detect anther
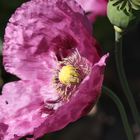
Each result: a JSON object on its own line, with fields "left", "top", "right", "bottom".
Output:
{"left": 58, "top": 65, "right": 81, "bottom": 85}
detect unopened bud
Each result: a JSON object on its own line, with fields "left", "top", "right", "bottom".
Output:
{"left": 107, "top": 0, "right": 140, "bottom": 30}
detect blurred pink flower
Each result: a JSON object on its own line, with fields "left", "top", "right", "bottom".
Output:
{"left": 1, "top": 0, "right": 108, "bottom": 139}
{"left": 76, "top": 0, "right": 107, "bottom": 22}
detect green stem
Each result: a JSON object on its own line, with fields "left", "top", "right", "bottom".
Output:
{"left": 115, "top": 30, "right": 140, "bottom": 126}
{"left": 102, "top": 86, "right": 134, "bottom": 140}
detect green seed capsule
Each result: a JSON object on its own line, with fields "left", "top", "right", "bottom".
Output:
{"left": 107, "top": 0, "right": 140, "bottom": 30}
{"left": 131, "top": 0, "right": 140, "bottom": 10}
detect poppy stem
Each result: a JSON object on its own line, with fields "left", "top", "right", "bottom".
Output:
{"left": 115, "top": 30, "right": 140, "bottom": 127}
{"left": 102, "top": 86, "right": 134, "bottom": 140}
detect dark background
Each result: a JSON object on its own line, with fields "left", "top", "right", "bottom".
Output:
{"left": 0, "top": 1, "right": 140, "bottom": 140}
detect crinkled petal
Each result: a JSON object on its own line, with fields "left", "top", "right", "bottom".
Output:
{"left": 33, "top": 54, "right": 109, "bottom": 139}
{"left": 0, "top": 123, "right": 8, "bottom": 140}
{"left": 76, "top": 0, "right": 107, "bottom": 22}
{"left": 0, "top": 80, "right": 60, "bottom": 140}
{"left": 3, "top": 0, "right": 100, "bottom": 80}
{"left": 0, "top": 54, "right": 108, "bottom": 140}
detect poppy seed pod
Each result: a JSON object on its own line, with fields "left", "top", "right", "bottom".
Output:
{"left": 131, "top": 0, "right": 140, "bottom": 10}
{"left": 107, "top": 0, "right": 140, "bottom": 30}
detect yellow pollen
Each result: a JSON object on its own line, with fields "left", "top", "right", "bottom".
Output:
{"left": 58, "top": 65, "right": 80, "bottom": 85}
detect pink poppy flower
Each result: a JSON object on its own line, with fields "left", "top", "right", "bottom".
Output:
{"left": 76, "top": 0, "right": 107, "bottom": 22}
{"left": 1, "top": 0, "right": 108, "bottom": 139}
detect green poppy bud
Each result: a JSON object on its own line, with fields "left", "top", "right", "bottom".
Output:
{"left": 107, "top": 0, "right": 140, "bottom": 31}
{"left": 131, "top": 0, "right": 140, "bottom": 10}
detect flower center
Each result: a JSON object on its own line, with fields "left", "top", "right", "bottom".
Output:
{"left": 58, "top": 65, "right": 80, "bottom": 85}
